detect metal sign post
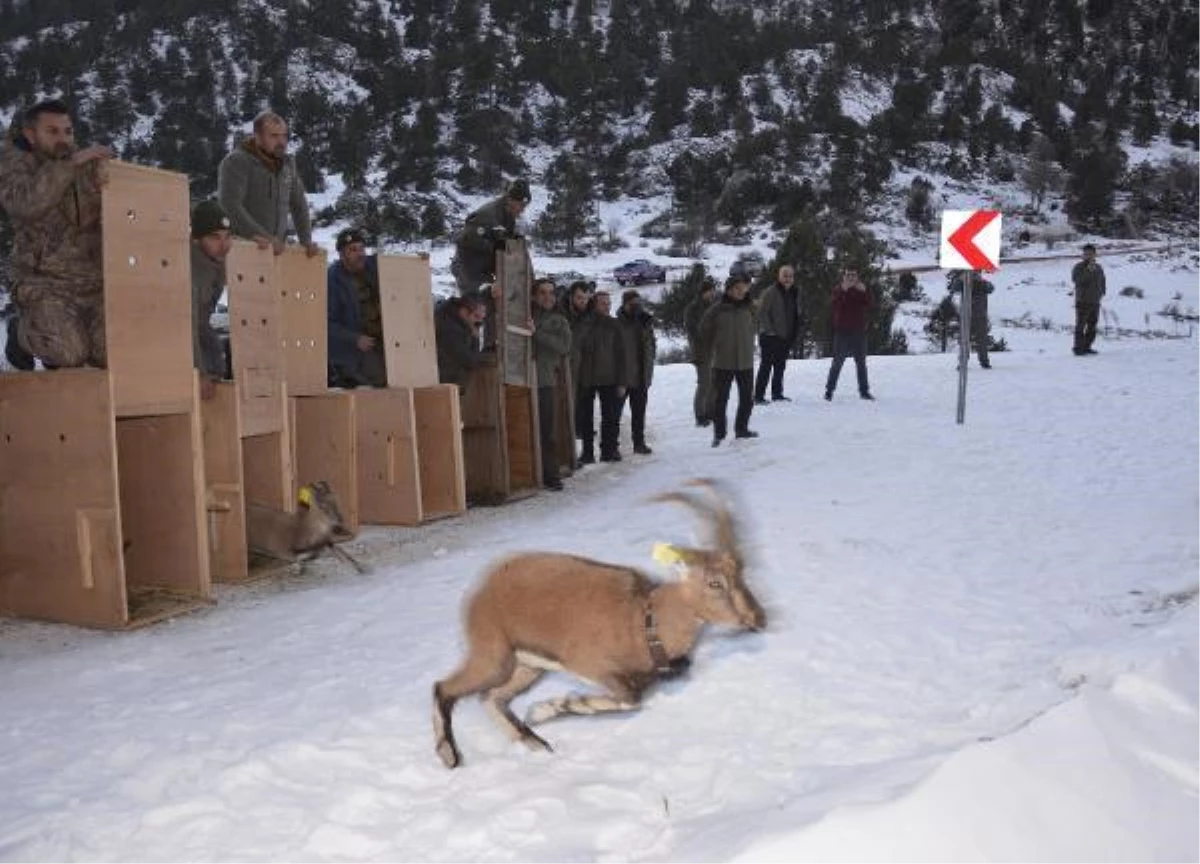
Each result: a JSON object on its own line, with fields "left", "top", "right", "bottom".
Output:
{"left": 956, "top": 271, "right": 973, "bottom": 425}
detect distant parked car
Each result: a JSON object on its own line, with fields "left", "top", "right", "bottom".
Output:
{"left": 732, "top": 250, "right": 766, "bottom": 280}
{"left": 613, "top": 259, "right": 667, "bottom": 286}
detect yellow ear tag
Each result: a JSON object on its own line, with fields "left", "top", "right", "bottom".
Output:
{"left": 652, "top": 543, "right": 684, "bottom": 568}
{"left": 297, "top": 486, "right": 314, "bottom": 508}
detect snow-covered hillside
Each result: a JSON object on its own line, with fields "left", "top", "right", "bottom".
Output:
{"left": 1, "top": 252, "right": 1196, "bottom": 862}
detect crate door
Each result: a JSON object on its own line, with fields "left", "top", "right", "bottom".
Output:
{"left": 498, "top": 240, "right": 535, "bottom": 387}
{"left": 0, "top": 370, "right": 128, "bottom": 627}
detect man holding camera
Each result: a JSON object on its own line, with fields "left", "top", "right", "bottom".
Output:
{"left": 1071, "top": 243, "right": 1106, "bottom": 356}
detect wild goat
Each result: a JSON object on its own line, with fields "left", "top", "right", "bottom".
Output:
{"left": 243, "top": 481, "right": 358, "bottom": 567}
{"left": 432, "top": 478, "right": 766, "bottom": 769}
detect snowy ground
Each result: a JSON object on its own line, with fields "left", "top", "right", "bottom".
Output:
{"left": 0, "top": 254, "right": 1196, "bottom": 861}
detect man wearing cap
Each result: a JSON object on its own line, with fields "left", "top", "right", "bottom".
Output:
{"left": 326, "top": 227, "right": 386, "bottom": 387}
{"left": 218, "top": 109, "right": 319, "bottom": 258}
{"left": 616, "top": 288, "right": 657, "bottom": 455}
{"left": 190, "top": 199, "right": 233, "bottom": 400}
{"left": 452, "top": 178, "right": 531, "bottom": 295}
{"left": 0, "top": 98, "right": 113, "bottom": 369}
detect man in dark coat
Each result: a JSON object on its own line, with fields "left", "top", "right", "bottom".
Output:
{"left": 434, "top": 294, "right": 490, "bottom": 390}
{"left": 684, "top": 275, "right": 716, "bottom": 427}
{"left": 616, "top": 289, "right": 657, "bottom": 455}
{"left": 754, "top": 264, "right": 801, "bottom": 403}
{"left": 452, "top": 179, "right": 531, "bottom": 294}
{"left": 699, "top": 274, "right": 758, "bottom": 446}
{"left": 1071, "top": 243, "right": 1106, "bottom": 355}
{"left": 575, "top": 290, "right": 626, "bottom": 463}
{"left": 532, "top": 277, "right": 572, "bottom": 490}
{"left": 948, "top": 270, "right": 994, "bottom": 369}
{"left": 190, "top": 199, "right": 233, "bottom": 399}
{"left": 824, "top": 265, "right": 874, "bottom": 401}
{"left": 326, "top": 227, "right": 386, "bottom": 387}
{"left": 0, "top": 99, "right": 112, "bottom": 368}
{"left": 562, "top": 281, "right": 595, "bottom": 460}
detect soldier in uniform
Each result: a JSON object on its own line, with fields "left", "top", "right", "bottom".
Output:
{"left": 0, "top": 99, "right": 113, "bottom": 368}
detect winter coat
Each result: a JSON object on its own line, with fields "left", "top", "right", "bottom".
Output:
{"left": 532, "top": 305, "right": 572, "bottom": 388}
{"left": 757, "top": 281, "right": 800, "bottom": 343}
{"left": 435, "top": 297, "right": 486, "bottom": 389}
{"left": 217, "top": 139, "right": 313, "bottom": 245}
{"left": 948, "top": 274, "right": 993, "bottom": 321}
{"left": 577, "top": 313, "right": 626, "bottom": 388}
{"left": 684, "top": 294, "right": 714, "bottom": 364}
{"left": 1071, "top": 260, "right": 1106, "bottom": 305}
{"left": 616, "top": 307, "right": 657, "bottom": 389}
{"left": 0, "top": 128, "right": 104, "bottom": 300}
{"left": 562, "top": 299, "right": 595, "bottom": 390}
{"left": 327, "top": 255, "right": 380, "bottom": 372}
{"left": 190, "top": 242, "right": 226, "bottom": 378}
{"left": 830, "top": 284, "right": 871, "bottom": 332}
{"left": 454, "top": 196, "right": 516, "bottom": 286}
{"left": 699, "top": 293, "right": 756, "bottom": 371}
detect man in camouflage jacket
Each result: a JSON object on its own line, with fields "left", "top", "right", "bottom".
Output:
{"left": 0, "top": 99, "right": 112, "bottom": 368}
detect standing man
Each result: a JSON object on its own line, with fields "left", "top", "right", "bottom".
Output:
{"left": 218, "top": 110, "right": 319, "bottom": 257}
{"left": 754, "top": 264, "right": 800, "bottom": 403}
{"left": 616, "top": 289, "right": 657, "bottom": 455}
{"left": 0, "top": 99, "right": 112, "bottom": 368}
{"left": 700, "top": 274, "right": 758, "bottom": 446}
{"left": 562, "top": 281, "right": 595, "bottom": 463}
{"left": 190, "top": 199, "right": 233, "bottom": 399}
{"left": 684, "top": 275, "right": 716, "bottom": 427}
{"left": 532, "top": 277, "right": 572, "bottom": 491}
{"left": 452, "top": 179, "right": 531, "bottom": 295}
{"left": 327, "top": 227, "right": 386, "bottom": 387}
{"left": 824, "top": 265, "right": 874, "bottom": 401}
{"left": 949, "top": 270, "right": 994, "bottom": 369}
{"left": 1071, "top": 243, "right": 1106, "bottom": 356}
{"left": 576, "top": 290, "right": 626, "bottom": 463}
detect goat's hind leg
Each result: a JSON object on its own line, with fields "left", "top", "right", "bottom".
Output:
{"left": 525, "top": 677, "right": 642, "bottom": 727}
{"left": 433, "top": 642, "right": 516, "bottom": 769}
{"left": 485, "top": 663, "right": 552, "bottom": 753}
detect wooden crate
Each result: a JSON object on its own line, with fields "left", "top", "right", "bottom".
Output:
{"left": 200, "top": 381, "right": 248, "bottom": 583}
{"left": 102, "top": 161, "right": 194, "bottom": 417}
{"left": 225, "top": 241, "right": 288, "bottom": 438}
{"left": 277, "top": 247, "right": 329, "bottom": 396}
{"left": 0, "top": 370, "right": 211, "bottom": 629}
{"left": 355, "top": 388, "right": 421, "bottom": 525}
{"left": 412, "top": 384, "right": 466, "bottom": 520}
{"left": 379, "top": 253, "right": 438, "bottom": 388}
{"left": 290, "top": 392, "right": 359, "bottom": 534}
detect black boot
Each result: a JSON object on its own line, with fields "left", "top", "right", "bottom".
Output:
{"left": 633, "top": 440, "right": 653, "bottom": 455}
{"left": 579, "top": 440, "right": 595, "bottom": 465}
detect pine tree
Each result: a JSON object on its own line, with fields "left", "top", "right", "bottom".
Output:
{"left": 536, "top": 153, "right": 597, "bottom": 255}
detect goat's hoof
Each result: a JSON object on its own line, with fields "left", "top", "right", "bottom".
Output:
{"left": 524, "top": 703, "right": 557, "bottom": 727}
{"left": 436, "top": 738, "right": 461, "bottom": 769}
{"left": 520, "top": 727, "right": 553, "bottom": 753}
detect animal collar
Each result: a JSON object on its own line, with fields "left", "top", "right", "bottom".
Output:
{"left": 644, "top": 598, "right": 677, "bottom": 677}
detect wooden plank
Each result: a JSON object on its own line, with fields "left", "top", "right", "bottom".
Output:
{"left": 553, "top": 363, "right": 576, "bottom": 477}
{"left": 505, "top": 384, "right": 540, "bottom": 491}
{"left": 0, "top": 369, "right": 128, "bottom": 627}
{"left": 243, "top": 430, "right": 293, "bottom": 512}
{"left": 459, "top": 363, "right": 508, "bottom": 504}
{"left": 227, "top": 241, "right": 287, "bottom": 437}
{"left": 290, "top": 392, "right": 359, "bottom": 534}
{"left": 378, "top": 254, "right": 438, "bottom": 388}
{"left": 115, "top": 407, "right": 211, "bottom": 602}
{"left": 102, "top": 161, "right": 194, "bottom": 417}
{"left": 276, "top": 246, "right": 329, "bottom": 396}
{"left": 355, "top": 388, "right": 422, "bottom": 525}
{"left": 413, "top": 384, "right": 466, "bottom": 519}
{"left": 201, "top": 381, "right": 247, "bottom": 582}
{"left": 498, "top": 240, "right": 535, "bottom": 387}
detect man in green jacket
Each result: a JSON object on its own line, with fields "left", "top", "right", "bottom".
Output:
{"left": 190, "top": 199, "right": 233, "bottom": 399}
{"left": 1071, "top": 244, "right": 1106, "bottom": 356}
{"left": 0, "top": 99, "right": 112, "bottom": 368}
{"left": 218, "top": 110, "right": 319, "bottom": 258}
{"left": 699, "top": 274, "right": 758, "bottom": 446}
{"left": 684, "top": 275, "right": 717, "bottom": 426}
{"left": 576, "top": 290, "right": 627, "bottom": 463}
{"left": 754, "top": 264, "right": 800, "bottom": 403}
{"left": 616, "top": 289, "right": 657, "bottom": 455}
{"left": 532, "top": 277, "right": 572, "bottom": 490}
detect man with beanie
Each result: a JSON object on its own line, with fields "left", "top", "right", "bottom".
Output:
{"left": 699, "top": 274, "right": 758, "bottom": 446}
{"left": 0, "top": 98, "right": 112, "bottom": 369}
{"left": 190, "top": 199, "right": 233, "bottom": 400}
{"left": 754, "top": 264, "right": 800, "bottom": 403}
{"left": 452, "top": 179, "right": 532, "bottom": 295}
{"left": 218, "top": 110, "right": 319, "bottom": 258}
{"left": 616, "top": 288, "right": 657, "bottom": 455}
{"left": 327, "top": 227, "right": 386, "bottom": 387}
